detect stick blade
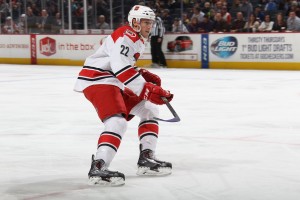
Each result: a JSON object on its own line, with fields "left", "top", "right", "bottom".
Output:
{"left": 154, "top": 116, "right": 181, "bottom": 122}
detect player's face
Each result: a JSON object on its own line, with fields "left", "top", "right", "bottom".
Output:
{"left": 140, "top": 19, "right": 153, "bottom": 38}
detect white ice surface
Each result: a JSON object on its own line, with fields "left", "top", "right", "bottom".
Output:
{"left": 1, "top": 64, "right": 300, "bottom": 200}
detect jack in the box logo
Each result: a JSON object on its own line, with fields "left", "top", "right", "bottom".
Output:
{"left": 40, "top": 37, "right": 56, "bottom": 56}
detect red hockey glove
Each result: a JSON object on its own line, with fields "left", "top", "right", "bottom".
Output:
{"left": 140, "top": 82, "right": 173, "bottom": 105}
{"left": 139, "top": 69, "right": 161, "bottom": 86}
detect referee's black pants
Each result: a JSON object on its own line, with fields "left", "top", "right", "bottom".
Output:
{"left": 150, "top": 36, "right": 167, "bottom": 66}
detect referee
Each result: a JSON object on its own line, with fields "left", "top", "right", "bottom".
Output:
{"left": 150, "top": 9, "right": 167, "bottom": 67}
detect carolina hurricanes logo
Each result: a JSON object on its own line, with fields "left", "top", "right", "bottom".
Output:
{"left": 134, "top": 53, "right": 140, "bottom": 61}
{"left": 125, "top": 29, "right": 136, "bottom": 38}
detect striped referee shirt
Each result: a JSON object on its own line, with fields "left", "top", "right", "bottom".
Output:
{"left": 151, "top": 16, "right": 165, "bottom": 37}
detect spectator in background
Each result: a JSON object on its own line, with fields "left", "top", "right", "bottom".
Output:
{"left": 153, "top": 0, "right": 162, "bottom": 11}
{"left": 171, "top": 18, "right": 189, "bottom": 33}
{"left": 258, "top": 14, "right": 274, "bottom": 32}
{"left": 282, "top": 0, "right": 290, "bottom": 16}
{"left": 26, "top": 6, "right": 37, "bottom": 33}
{"left": 209, "top": 9, "right": 216, "bottom": 21}
{"left": 166, "top": 0, "right": 180, "bottom": 12}
{"left": 276, "top": 0, "right": 286, "bottom": 11}
{"left": 0, "top": 0, "right": 9, "bottom": 15}
{"left": 272, "top": 12, "right": 287, "bottom": 32}
{"left": 288, "top": 1, "right": 300, "bottom": 17}
{"left": 254, "top": 5, "right": 265, "bottom": 22}
{"left": 264, "top": 0, "right": 277, "bottom": 12}
{"left": 0, "top": 0, "right": 9, "bottom": 24}
{"left": 31, "top": 3, "right": 41, "bottom": 17}
{"left": 73, "top": 2, "right": 84, "bottom": 29}
{"left": 17, "top": 14, "right": 27, "bottom": 34}
{"left": 287, "top": 11, "right": 300, "bottom": 31}
{"left": 198, "top": 0, "right": 208, "bottom": 8}
{"left": 2, "top": 16, "right": 19, "bottom": 34}
{"left": 240, "top": 0, "right": 253, "bottom": 20}
{"left": 198, "top": 14, "right": 213, "bottom": 33}
{"left": 187, "top": 17, "right": 200, "bottom": 33}
{"left": 36, "top": 9, "right": 53, "bottom": 33}
{"left": 220, "top": 0, "right": 229, "bottom": 7}
{"left": 191, "top": 6, "right": 205, "bottom": 22}
{"left": 202, "top": 2, "right": 212, "bottom": 17}
{"left": 212, "top": 12, "right": 228, "bottom": 32}
{"left": 11, "top": 1, "right": 21, "bottom": 22}
{"left": 95, "top": 15, "right": 110, "bottom": 29}
{"left": 96, "top": 0, "right": 109, "bottom": 18}
{"left": 52, "top": 12, "right": 63, "bottom": 34}
{"left": 230, "top": 0, "right": 242, "bottom": 19}
{"left": 161, "top": 9, "right": 173, "bottom": 32}
{"left": 243, "top": 13, "right": 260, "bottom": 32}
{"left": 220, "top": 6, "right": 232, "bottom": 24}
{"left": 213, "top": 1, "right": 224, "bottom": 13}
{"left": 231, "top": 12, "right": 246, "bottom": 32}
{"left": 182, "top": 12, "right": 190, "bottom": 26}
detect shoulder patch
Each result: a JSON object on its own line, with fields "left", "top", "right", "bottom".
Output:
{"left": 124, "top": 26, "right": 140, "bottom": 43}
{"left": 125, "top": 29, "right": 137, "bottom": 38}
{"left": 111, "top": 26, "right": 141, "bottom": 43}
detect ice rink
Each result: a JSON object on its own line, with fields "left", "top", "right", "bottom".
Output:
{"left": 1, "top": 64, "right": 300, "bottom": 200}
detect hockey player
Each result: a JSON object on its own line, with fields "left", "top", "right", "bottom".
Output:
{"left": 74, "top": 5, "right": 173, "bottom": 186}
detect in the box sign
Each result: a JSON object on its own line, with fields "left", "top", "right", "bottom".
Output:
{"left": 40, "top": 37, "right": 56, "bottom": 56}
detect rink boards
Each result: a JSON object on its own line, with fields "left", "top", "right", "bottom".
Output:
{"left": 0, "top": 33, "right": 300, "bottom": 70}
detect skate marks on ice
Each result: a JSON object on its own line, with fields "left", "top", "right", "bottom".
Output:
{"left": 4, "top": 177, "right": 130, "bottom": 200}
{"left": 3, "top": 174, "right": 199, "bottom": 200}
{"left": 3, "top": 178, "right": 92, "bottom": 200}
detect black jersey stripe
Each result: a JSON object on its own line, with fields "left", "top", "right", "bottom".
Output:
{"left": 78, "top": 75, "right": 115, "bottom": 81}
{"left": 83, "top": 66, "right": 115, "bottom": 75}
{"left": 124, "top": 73, "right": 141, "bottom": 85}
{"left": 115, "top": 65, "right": 132, "bottom": 76}
{"left": 139, "top": 120, "right": 159, "bottom": 127}
{"left": 100, "top": 131, "right": 122, "bottom": 140}
{"left": 139, "top": 132, "right": 158, "bottom": 140}
{"left": 97, "top": 143, "right": 118, "bottom": 152}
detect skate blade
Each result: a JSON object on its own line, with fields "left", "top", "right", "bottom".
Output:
{"left": 88, "top": 176, "right": 125, "bottom": 186}
{"left": 137, "top": 166, "right": 172, "bottom": 176}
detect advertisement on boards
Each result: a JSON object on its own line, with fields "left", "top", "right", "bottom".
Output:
{"left": 139, "top": 34, "right": 201, "bottom": 61}
{"left": 0, "top": 35, "right": 31, "bottom": 58}
{"left": 209, "top": 33, "right": 300, "bottom": 63}
{"left": 35, "top": 35, "right": 107, "bottom": 60}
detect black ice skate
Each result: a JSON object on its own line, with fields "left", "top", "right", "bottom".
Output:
{"left": 88, "top": 155, "right": 125, "bottom": 186}
{"left": 137, "top": 145, "right": 172, "bottom": 176}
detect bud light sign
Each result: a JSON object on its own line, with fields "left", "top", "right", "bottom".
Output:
{"left": 210, "top": 36, "right": 238, "bottom": 58}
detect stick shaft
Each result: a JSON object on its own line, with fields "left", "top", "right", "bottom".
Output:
{"left": 153, "top": 97, "right": 180, "bottom": 122}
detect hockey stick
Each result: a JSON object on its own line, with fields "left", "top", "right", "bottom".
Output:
{"left": 154, "top": 97, "right": 181, "bottom": 122}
